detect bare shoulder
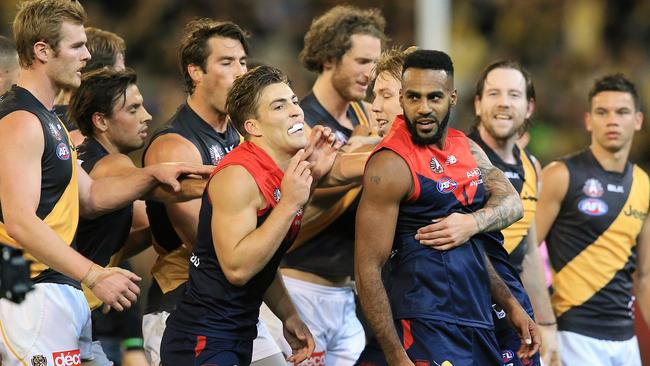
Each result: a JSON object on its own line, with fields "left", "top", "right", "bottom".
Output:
{"left": 0, "top": 110, "right": 44, "bottom": 144}
{"left": 90, "top": 153, "right": 137, "bottom": 179}
{"left": 540, "top": 161, "right": 569, "bottom": 199}
{"left": 209, "top": 165, "right": 263, "bottom": 210}
{"left": 144, "top": 133, "right": 201, "bottom": 165}
{"left": 363, "top": 149, "right": 412, "bottom": 200}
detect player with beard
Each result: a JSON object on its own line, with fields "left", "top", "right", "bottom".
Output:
{"left": 463, "top": 60, "right": 558, "bottom": 366}
{"left": 0, "top": 2, "right": 211, "bottom": 365}
{"left": 266, "top": 6, "right": 385, "bottom": 364}
{"left": 0, "top": 35, "right": 19, "bottom": 94}
{"left": 536, "top": 74, "right": 650, "bottom": 366}
{"left": 356, "top": 50, "right": 540, "bottom": 365}
{"left": 161, "top": 65, "right": 341, "bottom": 366}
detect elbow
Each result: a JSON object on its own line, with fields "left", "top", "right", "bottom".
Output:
{"left": 223, "top": 267, "right": 252, "bottom": 287}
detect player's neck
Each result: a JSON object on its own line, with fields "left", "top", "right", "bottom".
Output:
{"left": 94, "top": 134, "right": 127, "bottom": 155}
{"left": 589, "top": 143, "right": 630, "bottom": 173}
{"left": 252, "top": 139, "right": 292, "bottom": 171}
{"left": 312, "top": 75, "right": 351, "bottom": 125}
{"left": 478, "top": 126, "right": 517, "bottom": 164}
{"left": 187, "top": 93, "right": 229, "bottom": 133}
{"left": 16, "top": 69, "right": 60, "bottom": 110}
{"left": 54, "top": 89, "right": 72, "bottom": 106}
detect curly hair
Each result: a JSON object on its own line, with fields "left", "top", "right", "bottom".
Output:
{"left": 300, "top": 5, "right": 386, "bottom": 73}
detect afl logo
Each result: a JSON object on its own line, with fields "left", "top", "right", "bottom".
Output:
{"left": 436, "top": 177, "right": 457, "bottom": 194}
{"left": 430, "top": 157, "right": 444, "bottom": 174}
{"left": 502, "top": 349, "right": 515, "bottom": 363}
{"left": 56, "top": 142, "right": 70, "bottom": 160}
{"left": 273, "top": 188, "right": 281, "bottom": 203}
{"left": 583, "top": 178, "right": 603, "bottom": 197}
{"left": 578, "top": 198, "right": 608, "bottom": 216}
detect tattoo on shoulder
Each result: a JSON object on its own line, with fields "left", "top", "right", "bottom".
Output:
{"left": 371, "top": 176, "right": 381, "bottom": 185}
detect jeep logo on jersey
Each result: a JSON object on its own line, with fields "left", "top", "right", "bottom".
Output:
{"left": 52, "top": 350, "right": 80, "bottom": 366}
{"left": 31, "top": 355, "right": 47, "bottom": 366}
{"left": 578, "top": 198, "right": 608, "bottom": 216}
{"left": 583, "top": 178, "right": 603, "bottom": 197}
{"left": 436, "top": 177, "right": 457, "bottom": 194}
{"left": 208, "top": 144, "right": 225, "bottom": 165}
{"left": 273, "top": 188, "right": 281, "bottom": 202}
{"left": 56, "top": 142, "right": 70, "bottom": 160}
{"left": 430, "top": 157, "right": 444, "bottom": 174}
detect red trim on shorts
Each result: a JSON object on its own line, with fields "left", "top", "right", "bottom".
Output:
{"left": 402, "top": 319, "right": 414, "bottom": 350}
{"left": 195, "top": 335, "right": 206, "bottom": 357}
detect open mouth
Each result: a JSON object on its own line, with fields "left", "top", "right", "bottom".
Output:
{"left": 287, "top": 122, "right": 304, "bottom": 135}
{"left": 494, "top": 114, "right": 512, "bottom": 120}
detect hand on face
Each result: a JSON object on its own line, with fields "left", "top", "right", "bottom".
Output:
{"left": 304, "top": 125, "right": 343, "bottom": 181}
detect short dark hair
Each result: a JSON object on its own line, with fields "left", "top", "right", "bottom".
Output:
{"left": 589, "top": 73, "right": 640, "bottom": 111}
{"left": 69, "top": 68, "right": 137, "bottom": 137}
{"left": 81, "top": 27, "right": 126, "bottom": 73}
{"left": 226, "top": 65, "right": 289, "bottom": 138}
{"left": 473, "top": 60, "right": 536, "bottom": 133}
{"left": 300, "top": 5, "right": 386, "bottom": 73}
{"left": 402, "top": 50, "right": 454, "bottom": 78}
{"left": 179, "top": 18, "right": 250, "bottom": 94}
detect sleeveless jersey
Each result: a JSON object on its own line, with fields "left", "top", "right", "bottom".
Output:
{"left": 144, "top": 103, "right": 240, "bottom": 295}
{"left": 375, "top": 116, "right": 495, "bottom": 329}
{"left": 547, "top": 149, "right": 649, "bottom": 341}
{"left": 282, "top": 92, "right": 369, "bottom": 277}
{"left": 0, "top": 85, "right": 79, "bottom": 288}
{"left": 468, "top": 130, "right": 538, "bottom": 272}
{"left": 167, "top": 142, "right": 303, "bottom": 339}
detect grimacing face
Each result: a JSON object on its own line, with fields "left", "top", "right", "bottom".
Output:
{"left": 475, "top": 67, "right": 533, "bottom": 142}
{"left": 400, "top": 67, "right": 456, "bottom": 146}
{"left": 372, "top": 71, "right": 402, "bottom": 137}
{"left": 586, "top": 91, "right": 642, "bottom": 153}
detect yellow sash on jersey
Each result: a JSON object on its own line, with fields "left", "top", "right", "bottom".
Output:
{"left": 503, "top": 147, "right": 537, "bottom": 253}
{"left": 292, "top": 102, "right": 369, "bottom": 247}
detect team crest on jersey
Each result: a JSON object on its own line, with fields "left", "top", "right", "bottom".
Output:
{"left": 48, "top": 123, "right": 62, "bottom": 140}
{"left": 436, "top": 177, "right": 457, "bottom": 194}
{"left": 430, "top": 157, "right": 444, "bottom": 174}
{"left": 578, "top": 198, "right": 608, "bottom": 216}
{"left": 31, "top": 355, "right": 47, "bottom": 366}
{"left": 582, "top": 178, "right": 604, "bottom": 197}
{"left": 445, "top": 155, "right": 457, "bottom": 165}
{"left": 273, "top": 188, "right": 281, "bottom": 203}
{"left": 56, "top": 142, "right": 70, "bottom": 160}
{"left": 208, "top": 144, "right": 225, "bottom": 165}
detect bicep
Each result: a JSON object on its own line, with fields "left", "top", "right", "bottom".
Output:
{"left": 356, "top": 150, "right": 411, "bottom": 267}
{"left": 0, "top": 112, "right": 44, "bottom": 221}
{"left": 535, "top": 162, "right": 569, "bottom": 243}
{"left": 144, "top": 134, "right": 202, "bottom": 166}
{"left": 209, "top": 167, "right": 260, "bottom": 263}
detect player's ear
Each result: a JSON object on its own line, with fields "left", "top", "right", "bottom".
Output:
{"left": 244, "top": 118, "right": 261, "bottom": 137}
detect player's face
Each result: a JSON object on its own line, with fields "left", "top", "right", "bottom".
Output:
{"left": 475, "top": 68, "right": 533, "bottom": 141}
{"left": 372, "top": 71, "right": 402, "bottom": 137}
{"left": 586, "top": 91, "right": 642, "bottom": 153}
{"left": 400, "top": 68, "right": 456, "bottom": 146}
{"left": 197, "top": 36, "right": 247, "bottom": 114}
{"left": 105, "top": 84, "right": 152, "bottom": 153}
{"left": 254, "top": 82, "right": 307, "bottom": 154}
{"left": 48, "top": 22, "right": 90, "bottom": 89}
{"left": 331, "top": 34, "right": 381, "bottom": 102}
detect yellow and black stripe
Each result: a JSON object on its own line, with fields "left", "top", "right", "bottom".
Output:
{"left": 0, "top": 86, "right": 79, "bottom": 287}
{"left": 547, "top": 149, "right": 649, "bottom": 341}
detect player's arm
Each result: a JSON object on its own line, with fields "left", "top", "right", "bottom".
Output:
{"left": 535, "top": 161, "right": 569, "bottom": 244}
{"left": 486, "top": 252, "right": 541, "bottom": 360}
{"left": 355, "top": 150, "right": 414, "bottom": 366}
{"left": 212, "top": 150, "right": 312, "bottom": 286}
{"left": 0, "top": 112, "right": 140, "bottom": 311}
{"left": 415, "top": 138, "right": 523, "bottom": 250}
{"left": 263, "top": 271, "right": 315, "bottom": 363}
{"left": 521, "top": 158, "right": 561, "bottom": 366}
{"left": 143, "top": 134, "right": 206, "bottom": 248}
{"left": 635, "top": 211, "right": 650, "bottom": 329}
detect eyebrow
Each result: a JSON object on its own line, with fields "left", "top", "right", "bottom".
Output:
{"left": 269, "top": 95, "right": 297, "bottom": 106}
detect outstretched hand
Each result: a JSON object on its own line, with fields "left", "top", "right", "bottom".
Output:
{"left": 149, "top": 162, "right": 214, "bottom": 192}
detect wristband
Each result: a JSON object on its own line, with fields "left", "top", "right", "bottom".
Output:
{"left": 122, "top": 337, "right": 144, "bottom": 350}
{"left": 538, "top": 321, "right": 557, "bottom": 326}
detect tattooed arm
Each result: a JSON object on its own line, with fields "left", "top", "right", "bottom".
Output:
{"left": 415, "top": 138, "right": 523, "bottom": 249}
{"left": 356, "top": 150, "right": 414, "bottom": 366}
{"left": 486, "top": 252, "right": 541, "bottom": 360}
